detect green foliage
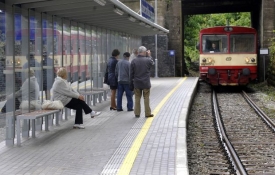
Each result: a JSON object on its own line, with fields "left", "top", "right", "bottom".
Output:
{"left": 268, "top": 30, "right": 275, "bottom": 70}
{"left": 184, "top": 13, "right": 251, "bottom": 69}
{"left": 267, "top": 30, "right": 275, "bottom": 86}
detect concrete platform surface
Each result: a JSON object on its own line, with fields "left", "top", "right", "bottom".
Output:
{"left": 0, "top": 77, "right": 198, "bottom": 175}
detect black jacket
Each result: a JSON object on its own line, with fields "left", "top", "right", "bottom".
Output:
{"left": 130, "top": 55, "right": 154, "bottom": 89}
{"left": 107, "top": 57, "right": 118, "bottom": 87}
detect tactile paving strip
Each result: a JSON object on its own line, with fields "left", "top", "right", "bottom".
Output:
{"left": 100, "top": 127, "right": 144, "bottom": 175}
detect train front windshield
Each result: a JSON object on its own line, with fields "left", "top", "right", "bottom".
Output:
{"left": 202, "top": 35, "right": 227, "bottom": 53}
{"left": 230, "top": 34, "right": 255, "bottom": 53}
{"left": 202, "top": 34, "right": 255, "bottom": 54}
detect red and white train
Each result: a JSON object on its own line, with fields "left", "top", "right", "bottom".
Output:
{"left": 198, "top": 26, "right": 258, "bottom": 86}
{"left": 5, "top": 28, "right": 98, "bottom": 83}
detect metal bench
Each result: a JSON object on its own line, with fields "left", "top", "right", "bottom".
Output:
{"left": 16, "top": 109, "right": 61, "bottom": 146}
{"left": 79, "top": 90, "right": 104, "bottom": 106}
{"left": 92, "top": 88, "right": 110, "bottom": 101}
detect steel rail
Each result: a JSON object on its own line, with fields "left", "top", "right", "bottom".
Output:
{"left": 212, "top": 90, "right": 247, "bottom": 175}
{"left": 242, "top": 90, "right": 275, "bottom": 131}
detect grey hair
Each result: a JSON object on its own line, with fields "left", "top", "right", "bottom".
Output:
{"left": 138, "top": 46, "right": 147, "bottom": 54}
{"left": 29, "top": 69, "right": 35, "bottom": 77}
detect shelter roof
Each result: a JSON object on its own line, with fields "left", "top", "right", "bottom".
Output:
{"left": 7, "top": 0, "right": 169, "bottom": 36}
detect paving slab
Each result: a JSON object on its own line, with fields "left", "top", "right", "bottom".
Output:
{"left": 0, "top": 77, "right": 198, "bottom": 175}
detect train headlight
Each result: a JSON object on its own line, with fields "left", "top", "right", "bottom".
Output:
{"left": 202, "top": 58, "right": 206, "bottom": 63}
{"left": 245, "top": 57, "right": 249, "bottom": 63}
{"left": 15, "top": 59, "right": 21, "bottom": 66}
{"left": 251, "top": 58, "right": 255, "bottom": 62}
{"left": 208, "top": 57, "right": 215, "bottom": 64}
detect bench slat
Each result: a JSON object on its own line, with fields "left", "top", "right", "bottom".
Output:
{"left": 17, "top": 110, "right": 60, "bottom": 119}
{"left": 16, "top": 109, "right": 61, "bottom": 146}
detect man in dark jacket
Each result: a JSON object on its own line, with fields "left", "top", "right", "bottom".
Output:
{"left": 130, "top": 46, "right": 154, "bottom": 118}
{"left": 115, "top": 52, "right": 133, "bottom": 111}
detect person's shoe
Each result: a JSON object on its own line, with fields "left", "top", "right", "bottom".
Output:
{"left": 91, "top": 111, "right": 101, "bottom": 118}
{"left": 145, "top": 114, "right": 154, "bottom": 118}
{"left": 117, "top": 109, "right": 123, "bottom": 112}
{"left": 128, "top": 109, "right": 134, "bottom": 111}
{"left": 110, "top": 107, "right": 117, "bottom": 110}
{"left": 73, "top": 124, "right": 85, "bottom": 129}
{"left": 135, "top": 115, "right": 140, "bottom": 118}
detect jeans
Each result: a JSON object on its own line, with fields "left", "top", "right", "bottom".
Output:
{"left": 117, "top": 83, "right": 133, "bottom": 110}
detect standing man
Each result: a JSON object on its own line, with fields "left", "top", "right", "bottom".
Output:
{"left": 130, "top": 46, "right": 154, "bottom": 118}
{"left": 115, "top": 52, "right": 133, "bottom": 111}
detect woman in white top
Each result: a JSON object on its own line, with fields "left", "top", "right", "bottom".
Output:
{"left": 1, "top": 69, "right": 39, "bottom": 113}
{"left": 52, "top": 67, "right": 101, "bottom": 129}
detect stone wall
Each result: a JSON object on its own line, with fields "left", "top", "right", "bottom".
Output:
{"left": 142, "top": 35, "right": 175, "bottom": 77}
{"left": 260, "top": 0, "right": 275, "bottom": 83}
{"left": 165, "top": 1, "right": 183, "bottom": 76}
{"left": 121, "top": 0, "right": 183, "bottom": 77}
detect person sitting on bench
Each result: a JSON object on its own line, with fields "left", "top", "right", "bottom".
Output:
{"left": 51, "top": 67, "right": 101, "bottom": 129}
{"left": 1, "top": 69, "right": 39, "bottom": 113}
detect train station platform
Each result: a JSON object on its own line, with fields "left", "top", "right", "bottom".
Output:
{"left": 0, "top": 77, "right": 198, "bottom": 175}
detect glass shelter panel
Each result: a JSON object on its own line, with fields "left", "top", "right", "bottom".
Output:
{"left": 29, "top": 10, "right": 42, "bottom": 110}
{"left": 106, "top": 30, "right": 111, "bottom": 61}
{"left": 71, "top": 21, "right": 78, "bottom": 90}
{"left": 63, "top": 19, "right": 71, "bottom": 82}
{"left": 93, "top": 27, "right": 101, "bottom": 88}
{"left": 42, "top": 14, "right": 54, "bottom": 100}
{"left": 78, "top": 23, "right": 85, "bottom": 90}
{"left": 118, "top": 33, "right": 123, "bottom": 55}
{"left": 14, "top": 7, "right": 32, "bottom": 112}
{"left": 4, "top": 4, "right": 16, "bottom": 145}
{"left": 101, "top": 28, "right": 106, "bottom": 87}
{"left": 230, "top": 34, "right": 255, "bottom": 53}
{"left": 3, "top": 5, "right": 16, "bottom": 114}
{"left": 125, "top": 34, "right": 129, "bottom": 52}
{"left": 111, "top": 31, "right": 115, "bottom": 51}
{"left": 115, "top": 31, "right": 119, "bottom": 50}
{"left": 91, "top": 26, "right": 97, "bottom": 88}
{"left": 97, "top": 27, "right": 103, "bottom": 88}
{"left": 53, "top": 17, "right": 62, "bottom": 76}
{"left": 202, "top": 35, "right": 227, "bottom": 53}
{"left": 85, "top": 25, "right": 92, "bottom": 91}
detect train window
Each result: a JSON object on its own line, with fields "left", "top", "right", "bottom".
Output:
{"left": 230, "top": 34, "right": 255, "bottom": 53}
{"left": 202, "top": 35, "right": 227, "bottom": 53}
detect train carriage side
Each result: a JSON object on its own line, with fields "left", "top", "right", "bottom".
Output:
{"left": 199, "top": 26, "right": 257, "bottom": 86}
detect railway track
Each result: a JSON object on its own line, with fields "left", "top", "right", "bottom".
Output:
{"left": 188, "top": 83, "right": 275, "bottom": 175}
{"left": 213, "top": 90, "right": 275, "bottom": 175}
{"left": 187, "top": 83, "right": 235, "bottom": 175}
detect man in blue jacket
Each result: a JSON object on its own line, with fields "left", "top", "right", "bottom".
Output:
{"left": 130, "top": 46, "right": 154, "bottom": 118}
{"left": 115, "top": 52, "right": 133, "bottom": 111}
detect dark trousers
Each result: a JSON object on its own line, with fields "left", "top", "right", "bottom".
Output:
{"left": 1, "top": 98, "right": 20, "bottom": 113}
{"left": 65, "top": 98, "right": 92, "bottom": 124}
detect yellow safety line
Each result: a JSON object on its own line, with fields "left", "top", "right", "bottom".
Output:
{"left": 117, "top": 77, "right": 187, "bottom": 175}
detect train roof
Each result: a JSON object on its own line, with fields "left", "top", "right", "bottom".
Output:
{"left": 200, "top": 26, "right": 257, "bottom": 33}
